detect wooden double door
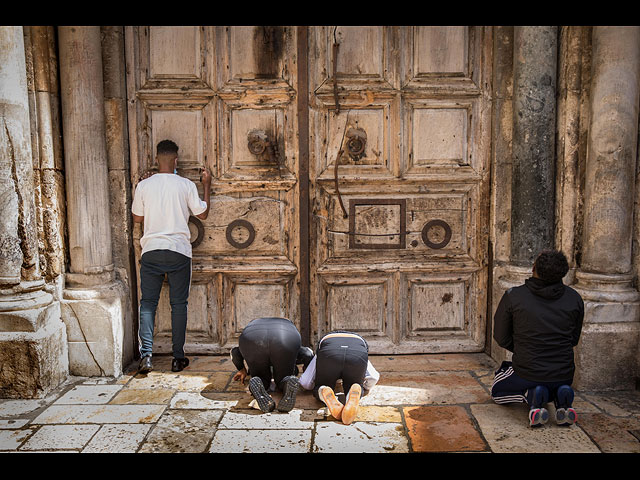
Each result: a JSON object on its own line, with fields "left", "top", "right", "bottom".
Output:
{"left": 125, "top": 26, "right": 492, "bottom": 354}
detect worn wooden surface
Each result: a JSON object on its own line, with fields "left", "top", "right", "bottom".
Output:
{"left": 125, "top": 26, "right": 492, "bottom": 355}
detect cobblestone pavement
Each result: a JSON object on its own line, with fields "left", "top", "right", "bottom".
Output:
{"left": 1, "top": 353, "right": 640, "bottom": 453}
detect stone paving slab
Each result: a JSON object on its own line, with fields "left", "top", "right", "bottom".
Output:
{"left": 53, "top": 385, "right": 123, "bottom": 405}
{"left": 361, "top": 371, "right": 490, "bottom": 405}
{"left": 32, "top": 404, "right": 166, "bottom": 425}
{"left": 404, "top": 405, "right": 488, "bottom": 452}
{"left": 82, "top": 424, "right": 152, "bottom": 453}
{"left": 577, "top": 413, "right": 640, "bottom": 453}
{"left": 210, "top": 428, "right": 312, "bottom": 453}
{"left": 218, "top": 409, "right": 314, "bottom": 429}
{"left": 139, "top": 409, "right": 222, "bottom": 453}
{"left": 20, "top": 424, "right": 100, "bottom": 451}
{"left": 313, "top": 421, "right": 409, "bottom": 453}
{"left": 0, "top": 428, "right": 37, "bottom": 451}
{"left": 471, "top": 403, "right": 602, "bottom": 453}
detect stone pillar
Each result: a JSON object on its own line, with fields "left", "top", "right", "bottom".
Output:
{"left": 0, "top": 26, "right": 68, "bottom": 398}
{"left": 492, "top": 27, "right": 558, "bottom": 363}
{"left": 58, "top": 26, "right": 127, "bottom": 377}
{"left": 573, "top": 26, "right": 640, "bottom": 390}
{"left": 511, "top": 26, "right": 558, "bottom": 266}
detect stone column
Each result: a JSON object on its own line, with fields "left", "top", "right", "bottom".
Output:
{"left": 0, "top": 26, "right": 68, "bottom": 398}
{"left": 574, "top": 26, "right": 640, "bottom": 390}
{"left": 511, "top": 26, "right": 558, "bottom": 266}
{"left": 492, "top": 27, "right": 558, "bottom": 363}
{"left": 58, "top": 26, "right": 127, "bottom": 377}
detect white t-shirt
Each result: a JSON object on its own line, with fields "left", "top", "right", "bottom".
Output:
{"left": 131, "top": 173, "right": 207, "bottom": 258}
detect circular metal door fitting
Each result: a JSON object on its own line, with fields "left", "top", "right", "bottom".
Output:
{"left": 188, "top": 216, "right": 205, "bottom": 248}
{"left": 421, "top": 219, "right": 452, "bottom": 249}
{"left": 225, "top": 219, "right": 256, "bottom": 249}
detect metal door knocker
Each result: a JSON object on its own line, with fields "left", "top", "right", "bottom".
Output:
{"left": 345, "top": 127, "right": 367, "bottom": 161}
{"left": 226, "top": 219, "right": 256, "bottom": 249}
{"left": 247, "top": 129, "right": 280, "bottom": 165}
{"left": 421, "top": 219, "right": 452, "bottom": 249}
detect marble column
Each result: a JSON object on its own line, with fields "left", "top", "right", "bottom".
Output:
{"left": 58, "top": 26, "right": 127, "bottom": 377}
{"left": 0, "top": 26, "right": 68, "bottom": 398}
{"left": 573, "top": 26, "right": 640, "bottom": 390}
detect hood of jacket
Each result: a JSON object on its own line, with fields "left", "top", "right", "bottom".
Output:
{"left": 525, "top": 276, "right": 565, "bottom": 300}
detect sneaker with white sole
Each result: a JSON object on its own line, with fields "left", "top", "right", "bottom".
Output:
{"left": 249, "top": 377, "right": 276, "bottom": 413}
{"left": 529, "top": 407, "right": 549, "bottom": 427}
{"left": 555, "top": 407, "right": 577, "bottom": 426}
{"left": 318, "top": 385, "right": 343, "bottom": 420}
{"left": 341, "top": 383, "right": 362, "bottom": 425}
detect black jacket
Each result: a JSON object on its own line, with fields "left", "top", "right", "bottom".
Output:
{"left": 493, "top": 277, "right": 584, "bottom": 383}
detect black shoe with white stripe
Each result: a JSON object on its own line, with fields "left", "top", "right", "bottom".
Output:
{"left": 277, "top": 376, "right": 299, "bottom": 412}
{"left": 249, "top": 377, "right": 276, "bottom": 413}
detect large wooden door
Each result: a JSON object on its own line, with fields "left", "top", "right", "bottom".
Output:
{"left": 125, "top": 26, "right": 301, "bottom": 354}
{"left": 125, "top": 26, "right": 492, "bottom": 355}
{"left": 308, "top": 26, "right": 492, "bottom": 353}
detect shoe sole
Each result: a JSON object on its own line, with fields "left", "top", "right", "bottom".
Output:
{"left": 556, "top": 407, "right": 577, "bottom": 426}
{"left": 529, "top": 407, "right": 549, "bottom": 427}
{"left": 249, "top": 377, "right": 276, "bottom": 413}
{"left": 319, "top": 386, "right": 343, "bottom": 420}
{"left": 341, "top": 384, "right": 362, "bottom": 425}
{"left": 277, "top": 376, "right": 299, "bottom": 412}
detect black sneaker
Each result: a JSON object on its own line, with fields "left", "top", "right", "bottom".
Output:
{"left": 172, "top": 357, "right": 190, "bottom": 372}
{"left": 277, "top": 376, "right": 299, "bottom": 412}
{"left": 139, "top": 355, "right": 152, "bottom": 374}
{"left": 249, "top": 377, "right": 276, "bottom": 413}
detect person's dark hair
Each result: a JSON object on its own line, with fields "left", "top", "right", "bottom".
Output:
{"left": 157, "top": 139, "right": 179, "bottom": 156}
{"left": 534, "top": 250, "right": 569, "bottom": 283}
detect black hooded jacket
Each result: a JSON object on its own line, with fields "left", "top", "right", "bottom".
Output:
{"left": 493, "top": 277, "right": 584, "bottom": 383}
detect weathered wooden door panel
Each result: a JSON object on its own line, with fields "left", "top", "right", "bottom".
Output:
{"left": 309, "top": 26, "right": 492, "bottom": 353}
{"left": 125, "top": 26, "right": 491, "bottom": 355}
{"left": 125, "top": 26, "right": 300, "bottom": 354}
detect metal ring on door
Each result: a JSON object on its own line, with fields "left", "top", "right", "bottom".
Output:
{"left": 421, "top": 219, "right": 452, "bottom": 249}
{"left": 225, "top": 219, "right": 256, "bottom": 249}
{"left": 189, "top": 216, "right": 205, "bottom": 248}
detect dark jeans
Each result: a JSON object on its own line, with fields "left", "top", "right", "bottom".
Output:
{"left": 491, "top": 361, "right": 575, "bottom": 409}
{"left": 138, "top": 249, "right": 191, "bottom": 359}
{"left": 239, "top": 317, "right": 301, "bottom": 392}
{"left": 313, "top": 335, "right": 368, "bottom": 400}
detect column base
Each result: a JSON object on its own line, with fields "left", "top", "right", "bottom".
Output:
{"left": 0, "top": 284, "right": 69, "bottom": 399}
{"left": 573, "top": 271, "right": 640, "bottom": 390}
{"left": 62, "top": 277, "right": 130, "bottom": 378}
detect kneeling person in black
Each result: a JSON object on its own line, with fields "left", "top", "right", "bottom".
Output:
{"left": 300, "top": 331, "right": 380, "bottom": 425}
{"left": 231, "top": 317, "right": 312, "bottom": 413}
{"left": 492, "top": 250, "right": 584, "bottom": 427}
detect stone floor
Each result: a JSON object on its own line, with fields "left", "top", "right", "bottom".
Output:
{"left": 1, "top": 353, "right": 640, "bottom": 453}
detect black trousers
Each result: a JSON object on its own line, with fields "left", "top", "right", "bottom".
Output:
{"left": 239, "top": 317, "right": 301, "bottom": 392}
{"left": 313, "top": 335, "right": 368, "bottom": 400}
{"left": 139, "top": 249, "right": 191, "bottom": 359}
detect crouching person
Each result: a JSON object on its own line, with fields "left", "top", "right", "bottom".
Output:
{"left": 299, "top": 331, "right": 380, "bottom": 425}
{"left": 230, "top": 317, "right": 311, "bottom": 413}
{"left": 492, "top": 250, "right": 584, "bottom": 427}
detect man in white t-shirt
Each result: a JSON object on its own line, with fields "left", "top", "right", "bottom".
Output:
{"left": 131, "top": 140, "right": 211, "bottom": 373}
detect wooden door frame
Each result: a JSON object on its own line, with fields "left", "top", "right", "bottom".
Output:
{"left": 296, "top": 26, "right": 311, "bottom": 347}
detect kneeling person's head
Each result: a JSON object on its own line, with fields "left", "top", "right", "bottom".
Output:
{"left": 533, "top": 250, "right": 569, "bottom": 283}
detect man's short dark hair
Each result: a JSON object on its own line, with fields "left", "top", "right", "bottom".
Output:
{"left": 534, "top": 250, "right": 569, "bottom": 283}
{"left": 157, "top": 139, "right": 179, "bottom": 156}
